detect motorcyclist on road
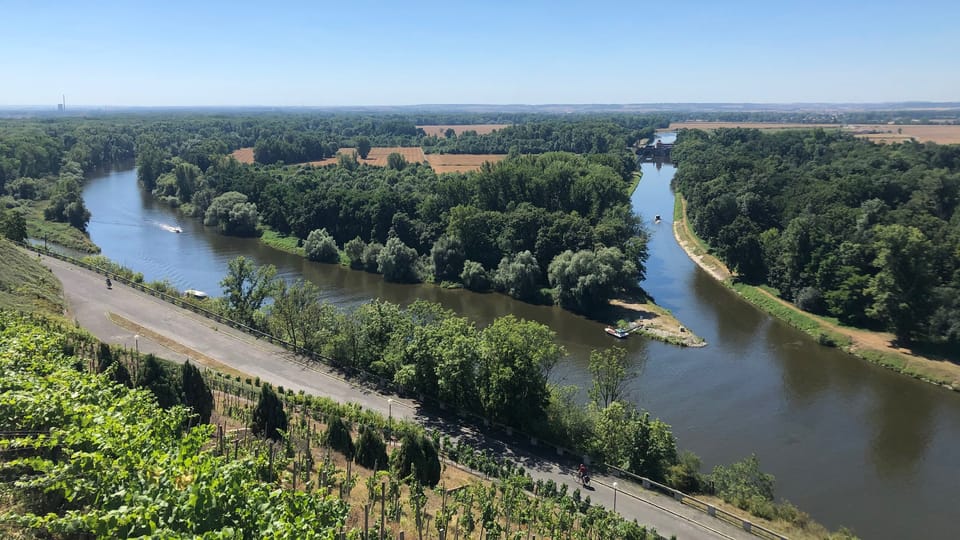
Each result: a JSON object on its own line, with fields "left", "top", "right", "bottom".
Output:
{"left": 106, "top": 277, "right": 112, "bottom": 289}
{"left": 578, "top": 463, "right": 588, "bottom": 482}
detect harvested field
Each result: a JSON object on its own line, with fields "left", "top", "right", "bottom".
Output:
{"left": 417, "top": 124, "right": 510, "bottom": 137}
{"left": 845, "top": 124, "right": 960, "bottom": 145}
{"left": 662, "top": 122, "right": 960, "bottom": 145}
{"left": 230, "top": 147, "right": 255, "bottom": 164}
{"left": 425, "top": 153, "right": 508, "bottom": 173}
{"left": 307, "top": 147, "right": 427, "bottom": 167}
{"left": 661, "top": 122, "right": 841, "bottom": 132}
{"left": 237, "top": 145, "right": 499, "bottom": 171}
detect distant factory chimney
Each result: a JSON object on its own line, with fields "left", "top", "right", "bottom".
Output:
{"left": 57, "top": 95, "right": 66, "bottom": 112}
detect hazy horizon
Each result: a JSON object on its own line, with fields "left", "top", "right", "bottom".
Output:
{"left": 3, "top": 0, "right": 957, "bottom": 107}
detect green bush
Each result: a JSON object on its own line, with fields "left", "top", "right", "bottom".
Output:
{"left": 305, "top": 228, "right": 340, "bottom": 263}
{"left": 460, "top": 259, "right": 490, "bottom": 291}
{"left": 324, "top": 416, "right": 355, "bottom": 458}
{"left": 709, "top": 454, "right": 775, "bottom": 504}
{"left": 354, "top": 425, "right": 388, "bottom": 470}
{"left": 251, "top": 384, "right": 288, "bottom": 441}
{"left": 665, "top": 451, "right": 703, "bottom": 492}
{"left": 391, "top": 432, "right": 440, "bottom": 486}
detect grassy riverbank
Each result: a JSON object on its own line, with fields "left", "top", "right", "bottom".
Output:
{"left": 627, "top": 170, "right": 642, "bottom": 195}
{"left": 673, "top": 192, "right": 960, "bottom": 391}
{"left": 24, "top": 201, "right": 100, "bottom": 253}
{"left": 259, "top": 228, "right": 306, "bottom": 256}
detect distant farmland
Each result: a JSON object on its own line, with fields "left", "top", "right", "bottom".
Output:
{"left": 845, "top": 124, "right": 960, "bottom": 145}
{"left": 315, "top": 147, "right": 427, "bottom": 167}
{"left": 662, "top": 122, "right": 960, "bottom": 145}
{"left": 425, "top": 153, "right": 507, "bottom": 173}
{"left": 230, "top": 146, "right": 502, "bottom": 172}
{"left": 417, "top": 124, "right": 510, "bottom": 137}
{"left": 661, "top": 122, "right": 841, "bottom": 132}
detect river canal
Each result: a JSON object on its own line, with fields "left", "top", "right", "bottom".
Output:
{"left": 81, "top": 154, "right": 960, "bottom": 539}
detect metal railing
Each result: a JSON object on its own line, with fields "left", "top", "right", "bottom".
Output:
{"left": 22, "top": 240, "right": 788, "bottom": 540}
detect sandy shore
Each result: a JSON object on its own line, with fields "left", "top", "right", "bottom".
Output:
{"left": 606, "top": 298, "right": 706, "bottom": 347}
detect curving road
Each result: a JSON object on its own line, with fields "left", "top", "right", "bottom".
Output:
{"left": 41, "top": 251, "right": 762, "bottom": 540}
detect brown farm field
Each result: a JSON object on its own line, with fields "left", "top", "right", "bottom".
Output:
{"left": 231, "top": 146, "right": 500, "bottom": 172}
{"left": 662, "top": 122, "right": 960, "bottom": 144}
{"left": 425, "top": 153, "right": 508, "bottom": 173}
{"left": 661, "top": 122, "right": 841, "bottom": 132}
{"left": 845, "top": 124, "right": 960, "bottom": 145}
{"left": 230, "top": 147, "right": 255, "bottom": 164}
{"left": 417, "top": 124, "right": 510, "bottom": 137}
{"left": 302, "top": 147, "right": 427, "bottom": 167}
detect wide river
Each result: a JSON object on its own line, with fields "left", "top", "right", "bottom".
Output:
{"left": 82, "top": 152, "right": 959, "bottom": 539}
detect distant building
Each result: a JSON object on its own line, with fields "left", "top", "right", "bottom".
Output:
{"left": 57, "top": 103, "right": 64, "bottom": 112}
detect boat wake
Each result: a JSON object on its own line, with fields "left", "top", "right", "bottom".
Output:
{"left": 155, "top": 222, "right": 182, "bottom": 233}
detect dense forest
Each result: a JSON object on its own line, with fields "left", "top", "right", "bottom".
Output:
{"left": 672, "top": 128, "right": 960, "bottom": 348}
{"left": 0, "top": 113, "right": 657, "bottom": 311}
{"left": 128, "top": 113, "right": 656, "bottom": 311}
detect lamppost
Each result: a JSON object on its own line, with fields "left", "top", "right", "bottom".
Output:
{"left": 132, "top": 334, "right": 141, "bottom": 382}
{"left": 387, "top": 398, "right": 394, "bottom": 435}
{"left": 613, "top": 482, "right": 619, "bottom": 512}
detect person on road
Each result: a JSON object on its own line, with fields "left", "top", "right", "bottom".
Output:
{"left": 578, "top": 463, "right": 588, "bottom": 483}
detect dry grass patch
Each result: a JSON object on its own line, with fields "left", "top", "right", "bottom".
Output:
{"left": 230, "top": 147, "right": 255, "bottom": 164}
{"left": 417, "top": 124, "right": 510, "bottom": 137}
{"left": 425, "top": 153, "right": 508, "bottom": 173}
{"left": 210, "top": 393, "right": 500, "bottom": 540}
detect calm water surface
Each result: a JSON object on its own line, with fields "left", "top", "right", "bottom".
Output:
{"left": 83, "top": 155, "right": 960, "bottom": 539}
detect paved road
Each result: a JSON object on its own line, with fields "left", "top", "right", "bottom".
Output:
{"left": 42, "top": 252, "right": 761, "bottom": 540}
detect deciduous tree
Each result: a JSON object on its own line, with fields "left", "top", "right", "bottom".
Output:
{"left": 220, "top": 256, "right": 277, "bottom": 327}
{"left": 588, "top": 346, "right": 630, "bottom": 408}
{"left": 305, "top": 227, "right": 340, "bottom": 263}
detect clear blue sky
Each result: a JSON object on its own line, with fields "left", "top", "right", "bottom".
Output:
{"left": 2, "top": 0, "right": 957, "bottom": 106}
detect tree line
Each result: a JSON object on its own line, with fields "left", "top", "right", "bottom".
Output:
{"left": 141, "top": 142, "right": 650, "bottom": 312}
{"left": 673, "top": 128, "right": 960, "bottom": 348}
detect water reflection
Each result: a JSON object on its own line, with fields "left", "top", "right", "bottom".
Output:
{"left": 868, "top": 379, "right": 936, "bottom": 478}
{"left": 771, "top": 324, "right": 831, "bottom": 406}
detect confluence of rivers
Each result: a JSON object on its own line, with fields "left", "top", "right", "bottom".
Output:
{"left": 80, "top": 149, "right": 960, "bottom": 539}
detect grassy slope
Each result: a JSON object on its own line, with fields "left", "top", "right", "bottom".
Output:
{"left": 627, "top": 170, "right": 642, "bottom": 195}
{"left": 0, "top": 239, "right": 64, "bottom": 316}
